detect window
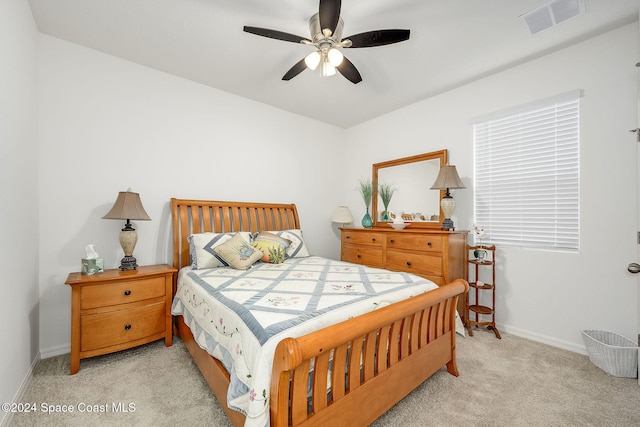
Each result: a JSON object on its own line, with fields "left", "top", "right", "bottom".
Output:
{"left": 472, "top": 90, "right": 580, "bottom": 251}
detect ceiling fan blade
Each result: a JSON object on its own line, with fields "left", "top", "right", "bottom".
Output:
{"left": 243, "top": 26, "right": 309, "bottom": 44}
{"left": 336, "top": 57, "right": 362, "bottom": 84}
{"left": 282, "top": 59, "right": 308, "bottom": 81}
{"left": 343, "top": 29, "right": 410, "bottom": 48}
{"left": 318, "top": 0, "right": 341, "bottom": 36}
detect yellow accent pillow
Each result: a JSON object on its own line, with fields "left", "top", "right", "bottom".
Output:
{"left": 252, "top": 232, "right": 291, "bottom": 264}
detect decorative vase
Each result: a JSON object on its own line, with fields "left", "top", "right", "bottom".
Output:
{"left": 381, "top": 207, "right": 390, "bottom": 222}
{"left": 474, "top": 248, "right": 487, "bottom": 263}
{"left": 362, "top": 208, "right": 373, "bottom": 228}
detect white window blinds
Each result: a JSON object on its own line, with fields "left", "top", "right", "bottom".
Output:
{"left": 473, "top": 90, "right": 580, "bottom": 251}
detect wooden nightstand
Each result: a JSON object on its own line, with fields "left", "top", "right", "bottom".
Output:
{"left": 65, "top": 264, "right": 177, "bottom": 374}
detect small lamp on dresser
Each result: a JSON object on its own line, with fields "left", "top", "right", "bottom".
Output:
{"left": 103, "top": 188, "right": 151, "bottom": 270}
{"left": 331, "top": 206, "right": 355, "bottom": 228}
{"left": 430, "top": 165, "right": 466, "bottom": 231}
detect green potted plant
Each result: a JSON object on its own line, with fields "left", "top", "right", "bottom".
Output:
{"left": 358, "top": 178, "right": 374, "bottom": 228}
{"left": 379, "top": 183, "right": 395, "bottom": 222}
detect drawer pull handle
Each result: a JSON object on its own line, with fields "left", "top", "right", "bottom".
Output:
{"left": 124, "top": 324, "right": 132, "bottom": 330}
{"left": 390, "top": 239, "right": 395, "bottom": 243}
{"left": 427, "top": 242, "right": 432, "bottom": 247}
{"left": 345, "top": 236, "right": 351, "bottom": 239}
{"left": 357, "top": 254, "right": 361, "bottom": 258}
{"left": 371, "top": 238, "right": 376, "bottom": 242}
{"left": 124, "top": 290, "right": 131, "bottom": 296}
{"left": 406, "top": 261, "right": 412, "bottom": 266}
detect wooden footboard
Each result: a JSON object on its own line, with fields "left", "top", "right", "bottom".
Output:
{"left": 176, "top": 278, "right": 466, "bottom": 427}
{"left": 270, "top": 278, "right": 467, "bottom": 427}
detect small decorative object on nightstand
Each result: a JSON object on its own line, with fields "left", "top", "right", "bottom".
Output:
{"left": 65, "top": 264, "right": 176, "bottom": 374}
{"left": 466, "top": 244, "right": 501, "bottom": 339}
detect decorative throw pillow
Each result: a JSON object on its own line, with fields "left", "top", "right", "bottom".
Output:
{"left": 212, "top": 233, "right": 263, "bottom": 270}
{"left": 188, "top": 232, "right": 252, "bottom": 269}
{"left": 268, "top": 229, "right": 310, "bottom": 258}
{"left": 252, "top": 231, "right": 291, "bottom": 264}
{"left": 281, "top": 229, "right": 310, "bottom": 258}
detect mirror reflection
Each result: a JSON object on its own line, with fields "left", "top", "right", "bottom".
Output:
{"left": 372, "top": 150, "right": 447, "bottom": 229}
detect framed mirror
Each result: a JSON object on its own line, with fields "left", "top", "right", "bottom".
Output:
{"left": 372, "top": 149, "right": 447, "bottom": 229}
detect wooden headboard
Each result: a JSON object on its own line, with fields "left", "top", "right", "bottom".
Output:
{"left": 170, "top": 198, "right": 301, "bottom": 271}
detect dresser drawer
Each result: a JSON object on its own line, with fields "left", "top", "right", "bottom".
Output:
{"left": 342, "top": 245, "right": 383, "bottom": 268}
{"left": 387, "top": 234, "right": 442, "bottom": 253}
{"left": 80, "top": 301, "right": 165, "bottom": 352}
{"left": 385, "top": 250, "right": 443, "bottom": 277}
{"left": 342, "top": 231, "right": 384, "bottom": 247}
{"left": 81, "top": 277, "right": 165, "bottom": 309}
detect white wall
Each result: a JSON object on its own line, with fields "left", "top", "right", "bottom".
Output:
{"left": 37, "top": 35, "right": 346, "bottom": 356}
{"left": 343, "top": 23, "right": 639, "bottom": 353}
{"left": 0, "top": 0, "right": 39, "bottom": 423}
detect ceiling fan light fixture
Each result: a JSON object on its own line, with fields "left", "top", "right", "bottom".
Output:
{"left": 244, "top": 2, "right": 410, "bottom": 84}
{"left": 322, "top": 60, "right": 336, "bottom": 77}
{"left": 327, "top": 48, "right": 344, "bottom": 67}
{"left": 304, "top": 51, "right": 322, "bottom": 70}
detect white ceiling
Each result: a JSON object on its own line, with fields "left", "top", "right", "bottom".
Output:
{"left": 28, "top": 0, "right": 638, "bottom": 128}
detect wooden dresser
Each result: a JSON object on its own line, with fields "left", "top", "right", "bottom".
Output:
{"left": 341, "top": 227, "right": 468, "bottom": 320}
{"left": 65, "top": 264, "right": 176, "bottom": 374}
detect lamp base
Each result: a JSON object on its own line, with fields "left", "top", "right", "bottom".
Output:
{"left": 441, "top": 218, "right": 455, "bottom": 231}
{"left": 119, "top": 256, "right": 138, "bottom": 270}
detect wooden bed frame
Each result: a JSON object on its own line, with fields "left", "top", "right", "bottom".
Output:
{"left": 171, "top": 198, "right": 468, "bottom": 427}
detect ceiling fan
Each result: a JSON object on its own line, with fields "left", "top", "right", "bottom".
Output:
{"left": 243, "top": 0, "right": 410, "bottom": 84}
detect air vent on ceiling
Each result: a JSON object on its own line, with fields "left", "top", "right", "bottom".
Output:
{"left": 519, "top": 0, "right": 586, "bottom": 36}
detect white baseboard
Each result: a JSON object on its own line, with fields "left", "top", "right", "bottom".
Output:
{"left": 0, "top": 351, "right": 41, "bottom": 427}
{"left": 498, "top": 323, "right": 588, "bottom": 355}
{"left": 39, "top": 343, "right": 70, "bottom": 359}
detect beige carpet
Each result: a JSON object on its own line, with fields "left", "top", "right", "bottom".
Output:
{"left": 10, "top": 329, "right": 640, "bottom": 426}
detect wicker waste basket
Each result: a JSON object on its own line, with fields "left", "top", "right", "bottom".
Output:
{"left": 581, "top": 330, "right": 638, "bottom": 378}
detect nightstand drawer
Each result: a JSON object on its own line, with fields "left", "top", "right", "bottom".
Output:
{"left": 81, "top": 277, "right": 165, "bottom": 309}
{"left": 80, "top": 301, "right": 165, "bottom": 352}
{"left": 387, "top": 234, "right": 442, "bottom": 253}
{"left": 385, "top": 251, "right": 443, "bottom": 277}
{"left": 342, "top": 245, "right": 383, "bottom": 267}
{"left": 342, "top": 231, "right": 384, "bottom": 247}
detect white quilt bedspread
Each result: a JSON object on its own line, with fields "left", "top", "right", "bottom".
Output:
{"left": 171, "top": 256, "right": 462, "bottom": 427}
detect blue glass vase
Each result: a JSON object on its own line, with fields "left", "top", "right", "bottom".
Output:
{"left": 381, "top": 206, "right": 390, "bottom": 222}
{"left": 361, "top": 208, "right": 373, "bottom": 228}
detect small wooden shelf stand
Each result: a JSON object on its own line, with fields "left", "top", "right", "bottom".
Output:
{"left": 466, "top": 244, "right": 501, "bottom": 339}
